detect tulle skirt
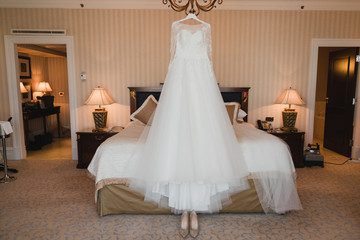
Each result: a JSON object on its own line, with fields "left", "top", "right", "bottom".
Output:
{"left": 124, "top": 57, "right": 250, "bottom": 213}
{"left": 233, "top": 123, "right": 303, "bottom": 213}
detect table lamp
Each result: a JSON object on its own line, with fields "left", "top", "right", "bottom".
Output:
{"left": 36, "top": 82, "right": 53, "bottom": 95}
{"left": 275, "top": 87, "right": 305, "bottom": 132}
{"left": 20, "top": 82, "right": 28, "bottom": 93}
{"left": 84, "top": 86, "right": 114, "bottom": 132}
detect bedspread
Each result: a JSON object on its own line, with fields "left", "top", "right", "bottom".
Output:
{"left": 88, "top": 121, "right": 294, "bottom": 191}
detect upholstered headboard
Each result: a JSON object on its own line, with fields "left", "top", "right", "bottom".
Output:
{"left": 128, "top": 86, "right": 250, "bottom": 122}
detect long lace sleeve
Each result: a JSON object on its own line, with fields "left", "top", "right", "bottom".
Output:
{"left": 206, "top": 24, "right": 213, "bottom": 63}
{"left": 169, "top": 22, "right": 177, "bottom": 63}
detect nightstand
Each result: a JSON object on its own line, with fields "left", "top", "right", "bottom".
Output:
{"left": 268, "top": 130, "right": 305, "bottom": 168}
{"left": 76, "top": 129, "right": 120, "bottom": 169}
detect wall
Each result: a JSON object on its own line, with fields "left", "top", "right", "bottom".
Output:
{"left": 18, "top": 53, "right": 49, "bottom": 97}
{"left": 1, "top": 9, "right": 360, "bottom": 138}
{"left": 314, "top": 48, "right": 328, "bottom": 141}
{"left": 18, "top": 53, "right": 49, "bottom": 139}
{"left": 48, "top": 57, "right": 70, "bottom": 135}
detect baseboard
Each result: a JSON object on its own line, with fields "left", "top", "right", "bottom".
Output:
{"left": 72, "top": 146, "right": 78, "bottom": 160}
{"left": 352, "top": 146, "right": 360, "bottom": 160}
{"left": 0, "top": 147, "right": 22, "bottom": 160}
{"left": 350, "top": 159, "right": 360, "bottom": 163}
{"left": 29, "top": 129, "right": 56, "bottom": 139}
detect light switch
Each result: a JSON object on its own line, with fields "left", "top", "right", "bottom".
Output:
{"left": 80, "top": 72, "right": 86, "bottom": 81}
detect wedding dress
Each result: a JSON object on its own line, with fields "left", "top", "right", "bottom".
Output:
{"left": 124, "top": 15, "right": 250, "bottom": 213}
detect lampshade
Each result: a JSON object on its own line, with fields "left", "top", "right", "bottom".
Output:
{"left": 20, "top": 82, "right": 28, "bottom": 93}
{"left": 84, "top": 87, "right": 114, "bottom": 132}
{"left": 84, "top": 87, "right": 114, "bottom": 107}
{"left": 36, "top": 82, "right": 53, "bottom": 92}
{"left": 275, "top": 87, "right": 305, "bottom": 107}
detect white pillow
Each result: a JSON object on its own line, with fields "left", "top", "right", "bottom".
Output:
{"left": 225, "top": 102, "right": 240, "bottom": 124}
{"left": 130, "top": 95, "right": 158, "bottom": 125}
{"left": 237, "top": 109, "right": 247, "bottom": 121}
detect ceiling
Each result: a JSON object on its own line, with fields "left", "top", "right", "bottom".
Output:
{"left": 0, "top": 0, "right": 359, "bottom": 11}
{"left": 17, "top": 44, "right": 66, "bottom": 58}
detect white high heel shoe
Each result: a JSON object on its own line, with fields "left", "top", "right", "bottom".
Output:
{"left": 179, "top": 212, "right": 189, "bottom": 238}
{"left": 190, "top": 211, "right": 199, "bottom": 238}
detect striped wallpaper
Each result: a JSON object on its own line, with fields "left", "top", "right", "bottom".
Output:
{"left": 47, "top": 57, "right": 70, "bottom": 135}
{"left": 19, "top": 53, "right": 49, "bottom": 138}
{"left": 1, "top": 8, "right": 360, "bottom": 137}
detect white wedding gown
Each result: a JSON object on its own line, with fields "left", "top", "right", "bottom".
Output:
{"left": 124, "top": 20, "right": 250, "bottom": 213}
{"left": 124, "top": 19, "right": 302, "bottom": 214}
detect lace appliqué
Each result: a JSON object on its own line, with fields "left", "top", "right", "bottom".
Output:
{"left": 169, "top": 22, "right": 213, "bottom": 64}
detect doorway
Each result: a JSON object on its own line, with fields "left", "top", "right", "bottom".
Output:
{"left": 307, "top": 39, "right": 360, "bottom": 161}
{"left": 4, "top": 35, "right": 77, "bottom": 160}
{"left": 313, "top": 47, "right": 358, "bottom": 158}
{"left": 17, "top": 44, "right": 72, "bottom": 160}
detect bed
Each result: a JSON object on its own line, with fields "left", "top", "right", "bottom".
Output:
{"left": 88, "top": 86, "right": 302, "bottom": 216}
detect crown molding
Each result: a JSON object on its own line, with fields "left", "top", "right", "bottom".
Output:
{"left": 0, "top": 0, "right": 359, "bottom": 11}
{"left": 223, "top": 0, "right": 360, "bottom": 11}
{"left": 0, "top": 0, "right": 165, "bottom": 9}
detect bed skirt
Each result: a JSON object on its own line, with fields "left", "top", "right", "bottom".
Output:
{"left": 97, "top": 179, "right": 263, "bottom": 216}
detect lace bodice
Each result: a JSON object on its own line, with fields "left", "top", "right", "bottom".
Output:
{"left": 170, "top": 21, "right": 212, "bottom": 62}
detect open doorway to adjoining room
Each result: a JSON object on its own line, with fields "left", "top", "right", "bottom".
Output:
{"left": 312, "top": 46, "right": 359, "bottom": 161}
{"left": 17, "top": 44, "right": 72, "bottom": 160}
{"left": 4, "top": 35, "right": 77, "bottom": 161}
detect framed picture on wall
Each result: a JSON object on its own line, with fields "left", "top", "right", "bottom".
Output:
{"left": 18, "top": 56, "right": 32, "bottom": 79}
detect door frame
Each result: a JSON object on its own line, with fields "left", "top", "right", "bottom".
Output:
{"left": 4, "top": 35, "right": 78, "bottom": 160}
{"left": 307, "top": 39, "right": 360, "bottom": 159}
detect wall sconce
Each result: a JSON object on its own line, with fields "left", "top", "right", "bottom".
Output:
{"left": 275, "top": 87, "right": 305, "bottom": 132}
{"left": 84, "top": 86, "right": 114, "bottom": 132}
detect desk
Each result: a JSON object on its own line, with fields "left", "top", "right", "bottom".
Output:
{"left": 23, "top": 106, "right": 61, "bottom": 149}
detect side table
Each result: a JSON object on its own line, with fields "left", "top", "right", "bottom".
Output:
{"left": 269, "top": 130, "right": 305, "bottom": 168}
{"left": 76, "top": 129, "right": 120, "bottom": 169}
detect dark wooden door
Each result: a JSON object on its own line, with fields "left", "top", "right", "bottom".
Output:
{"left": 323, "top": 48, "right": 358, "bottom": 157}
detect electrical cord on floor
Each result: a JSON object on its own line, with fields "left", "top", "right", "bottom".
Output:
{"left": 0, "top": 164, "right": 19, "bottom": 173}
{"left": 324, "top": 159, "right": 350, "bottom": 165}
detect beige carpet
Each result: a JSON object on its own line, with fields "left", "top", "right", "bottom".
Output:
{"left": 1, "top": 159, "right": 360, "bottom": 240}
